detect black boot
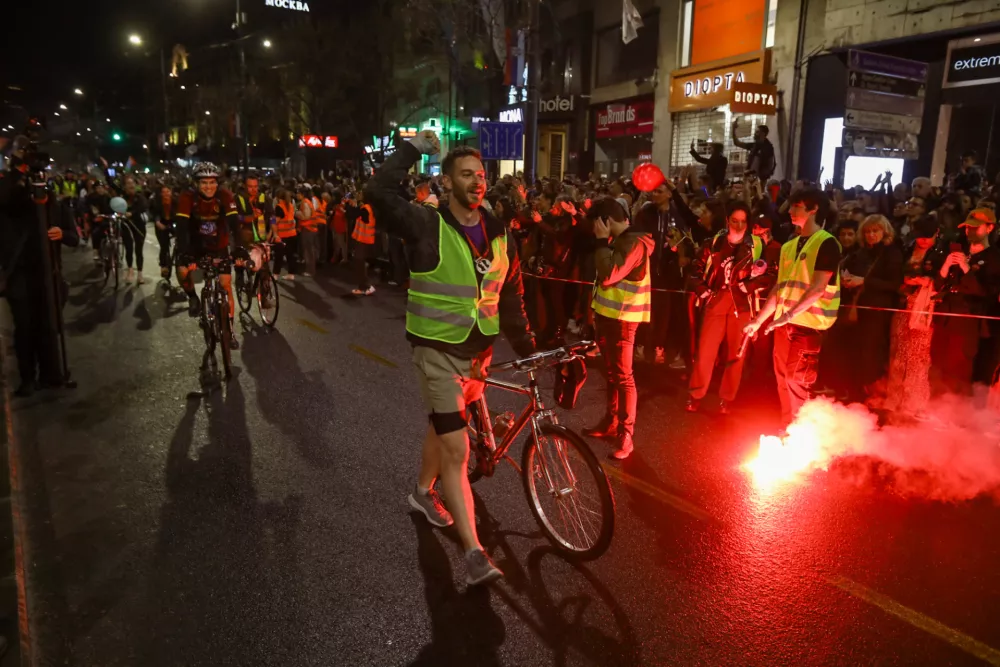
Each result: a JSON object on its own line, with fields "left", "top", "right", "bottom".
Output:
{"left": 611, "top": 433, "right": 634, "bottom": 460}
{"left": 583, "top": 418, "right": 619, "bottom": 439}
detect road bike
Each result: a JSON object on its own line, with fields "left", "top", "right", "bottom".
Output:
{"left": 234, "top": 242, "right": 281, "bottom": 327}
{"left": 466, "top": 341, "right": 615, "bottom": 560}
{"left": 97, "top": 213, "right": 125, "bottom": 290}
{"left": 197, "top": 255, "right": 234, "bottom": 379}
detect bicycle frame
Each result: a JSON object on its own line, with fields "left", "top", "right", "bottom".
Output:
{"left": 472, "top": 368, "right": 558, "bottom": 470}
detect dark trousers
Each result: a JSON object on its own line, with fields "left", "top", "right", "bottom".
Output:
{"left": 388, "top": 236, "right": 409, "bottom": 284}
{"left": 316, "top": 224, "right": 328, "bottom": 266}
{"left": 354, "top": 242, "right": 371, "bottom": 290}
{"left": 273, "top": 235, "right": 298, "bottom": 276}
{"left": 122, "top": 220, "right": 146, "bottom": 271}
{"left": 930, "top": 316, "right": 980, "bottom": 395}
{"left": 6, "top": 287, "right": 60, "bottom": 386}
{"left": 595, "top": 314, "right": 640, "bottom": 438}
{"left": 644, "top": 289, "right": 672, "bottom": 351}
{"left": 689, "top": 292, "right": 752, "bottom": 402}
{"left": 773, "top": 324, "right": 825, "bottom": 426}
{"left": 155, "top": 226, "right": 172, "bottom": 272}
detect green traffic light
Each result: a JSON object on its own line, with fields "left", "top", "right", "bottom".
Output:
{"left": 112, "top": 133, "right": 122, "bottom": 141}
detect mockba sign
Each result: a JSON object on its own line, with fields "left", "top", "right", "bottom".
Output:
{"left": 265, "top": 0, "right": 310, "bottom": 11}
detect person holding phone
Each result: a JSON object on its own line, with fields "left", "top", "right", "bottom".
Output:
{"left": 584, "top": 198, "right": 655, "bottom": 460}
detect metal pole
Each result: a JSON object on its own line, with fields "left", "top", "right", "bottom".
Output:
{"left": 160, "top": 47, "right": 170, "bottom": 163}
{"left": 236, "top": 0, "right": 249, "bottom": 173}
{"left": 783, "top": 0, "right": 810, "bottom": 180}
{"left": 523, "top": 0, "right": 541, "bottom": 182}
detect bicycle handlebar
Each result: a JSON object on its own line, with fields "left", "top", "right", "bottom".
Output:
{"left": 492, "top": 340, "right": 595, "bottom": 372}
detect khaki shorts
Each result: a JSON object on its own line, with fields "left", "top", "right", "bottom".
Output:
{"left": 412, "top": 346, "right": 492, "bottom": 417}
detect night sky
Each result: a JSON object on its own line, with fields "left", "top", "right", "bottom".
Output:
{"left": 3, "top": 0, "right": 337, "bottom": 130}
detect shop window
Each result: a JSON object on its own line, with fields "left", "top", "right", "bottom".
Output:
{"left": 670, "top": 107, "right": 768, "bottom": 181}
{"left": 595, "top": 11, "right": 659, "bottom": 88}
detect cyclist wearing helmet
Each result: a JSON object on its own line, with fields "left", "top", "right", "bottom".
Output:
{"left": 174, "top": 161, "right": 241, "bottom": 350}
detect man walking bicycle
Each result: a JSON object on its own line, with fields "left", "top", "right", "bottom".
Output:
{"left": 365, "top": 131, "right": 536, "bottom": 586}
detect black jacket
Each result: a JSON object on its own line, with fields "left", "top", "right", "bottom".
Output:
{"left": 688, "top": 231, "right": 776, "bottom": 315}
{"left": 0, "top": 172, "right": 79, "bottom": 298}
{"left": 364, "top": 142, "right": 535, "bottom": 359}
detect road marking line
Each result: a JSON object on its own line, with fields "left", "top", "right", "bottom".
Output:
{"left": 828, "top": 575, "right": 1000, "bottom": 666}
{"left": 296, "top": 318, "right": 329, "bottom": 334}
{"left": 603, "top": 466, "right": 715, "bottom": 523}
{"left": 349, "top": 344, "right": 398, "bottom": 368}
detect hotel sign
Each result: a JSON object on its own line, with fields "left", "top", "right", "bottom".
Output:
{"left": 265, "top": 0, "right": 310, "bottom": 11}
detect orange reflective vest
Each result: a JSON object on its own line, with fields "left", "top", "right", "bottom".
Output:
{"left": 352, "top": 203, "right": 376, "bottom": 244}
{"left": 315, "top": 198, "right": 328, "bottom": 226}
{"left": 275, "top": 201, "right": 297, "bottom": 238}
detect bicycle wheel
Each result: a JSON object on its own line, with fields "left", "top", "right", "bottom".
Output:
{"left": 201, "top": 291, "right": 216, "bottom": 355}
{"left": 111, "top": 243, "right": 119, "bottom": 291}
{"left": 236, "top": 267, "right": 254, "bottom": 314}
{"left": 217, "top": 295, "right": 233, "bottom": 379}
{"left": 521, "top": 424, "right": 615, "bottom": 561}
{"left": 256, "top": 272, "right": 280, "bottom": 327}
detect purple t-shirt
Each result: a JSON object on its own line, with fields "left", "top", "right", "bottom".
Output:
{"left": 461, "top": 215, "right": 488, "bottom": 255}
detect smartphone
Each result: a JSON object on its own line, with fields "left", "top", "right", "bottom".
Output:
{"left": 949, "top": 242, "right": 963, "bottom": 253}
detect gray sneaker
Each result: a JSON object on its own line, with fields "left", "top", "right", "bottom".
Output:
{"left": 466, "top": 548, "right": 503, "bottom": 586}
{"left": 408, "top": 487, "right": 454, "bottom": 528}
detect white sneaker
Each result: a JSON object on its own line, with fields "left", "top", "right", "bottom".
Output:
{"left": 567, "top": 319, "right": 582, "bottom": 335}
{"left": 125, "top": 268, "right": 134, "bottom": 283}
{"left": 364, "top": 286, "right": 376, "bottom": 296}
{"left": 136, "top": 273, "right": 145, "bottom": 285}
{"left": 285, "top": 274, "right": 295, "bottom": 281}
{"left": 669, "top": 354, "right": 686, "bottom": 370}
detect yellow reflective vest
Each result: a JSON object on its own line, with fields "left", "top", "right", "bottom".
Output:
{"left": 591, "top": 237, "right": 652, "bottom": 324}
{"left": 773, "top": 229, "right": 841, "bottom": 330}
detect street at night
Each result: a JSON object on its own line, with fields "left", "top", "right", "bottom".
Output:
{"left": 5, "top": 0, "right": 1000, "bottom": 664}
{"left": 3, "top": 244, "right": 1000, "bottom": 666}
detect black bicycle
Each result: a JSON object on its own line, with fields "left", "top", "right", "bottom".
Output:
{"left": 97, "top": 213, "right": 124, "bottom": 290}
{"left": 234, "top": 242, "right": 281, "bottom": 327}
{"left": 197, "top": 255, "right": 234, "bottom": 379}
{"left": 466, "top": 341, "right": 615, "bottom": 560}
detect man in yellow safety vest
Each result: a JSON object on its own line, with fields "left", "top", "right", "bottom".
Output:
{"left": 744, "top": 188, "right": 841, "bottom": 427}
{"left": 584, "top": 197, "right": 655, "bottom": 460}
{"left": 364, "top": 131, "right": 535, "bottom": 586}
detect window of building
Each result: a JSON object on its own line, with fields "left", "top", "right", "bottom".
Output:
{"left": 670, "top": 107, "right": 767, "bottom": 181}
{"left": 680, "top": 1, "right": 693, "bottom": 68}
{"left": 594, "top": 11, "right": 659, "bottom": 88}
{"left": 765, "top": 0, "right": 779, "bottom": 48}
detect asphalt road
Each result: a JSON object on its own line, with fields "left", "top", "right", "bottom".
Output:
{"left": 3, "top": 235, "right": 1000, "bottom": 667}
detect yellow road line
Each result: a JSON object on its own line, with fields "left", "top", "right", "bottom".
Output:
{"left": 296, "top": 318, "right": 329, "bottom": 334}
{"left": 828, "top": 575, "right": 1000, "bottom": 666}
{"left": 603, "top": 465, "right": 715, "bottom": 523}
{"left": 349, "top": 344, "right": 398, "bottom": 368}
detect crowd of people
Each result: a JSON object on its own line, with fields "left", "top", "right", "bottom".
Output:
{"left": 35, "top": 141, "right": 1000, "bottom": 424}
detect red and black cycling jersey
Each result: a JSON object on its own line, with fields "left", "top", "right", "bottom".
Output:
{"left": 176, "top": 189, "right": 238, "bottom": 254}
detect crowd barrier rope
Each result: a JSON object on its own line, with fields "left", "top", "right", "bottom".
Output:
{"left": 522, "top": 272, "right": 1000, "bottom": 322}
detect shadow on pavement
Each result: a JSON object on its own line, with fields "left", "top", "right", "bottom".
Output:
{"left": 239, "top": 330, "right": 338, "bottom": 468}
{"left": 410, "top": 491, "right": 638, "bottom": 666}
{"left": 407, "top": 513, "right": 505, "bottom": 667}
{"left": 277, "top": 279, "right": 337, "bottom": 322}
{"left": 129, "top": 380, "right": 306, "bottom": 666}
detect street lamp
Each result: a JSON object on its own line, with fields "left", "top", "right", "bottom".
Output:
{"left": 143, "top": 144, "right": 148, "bottom": 149}
{"left": 106, "top": 118, "right": 111, "bottom": 122}
{"left": 59, "top": 104, "right": 68, "bottom": 110}
{"left": 205, "top": 110, "right": 211, "bottom": 116}
{"left": 262, "top": 39, "right": 272, "bottom": 48}
{"left": 74, "top": 88, "right": 83, "bottom": 96}
{"left": 129, "top": 34, "right": 142, "bottom": 46}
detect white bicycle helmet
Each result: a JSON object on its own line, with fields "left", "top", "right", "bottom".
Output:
{"left": 192, "top": 162, "right": 220, "bottom": 180}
